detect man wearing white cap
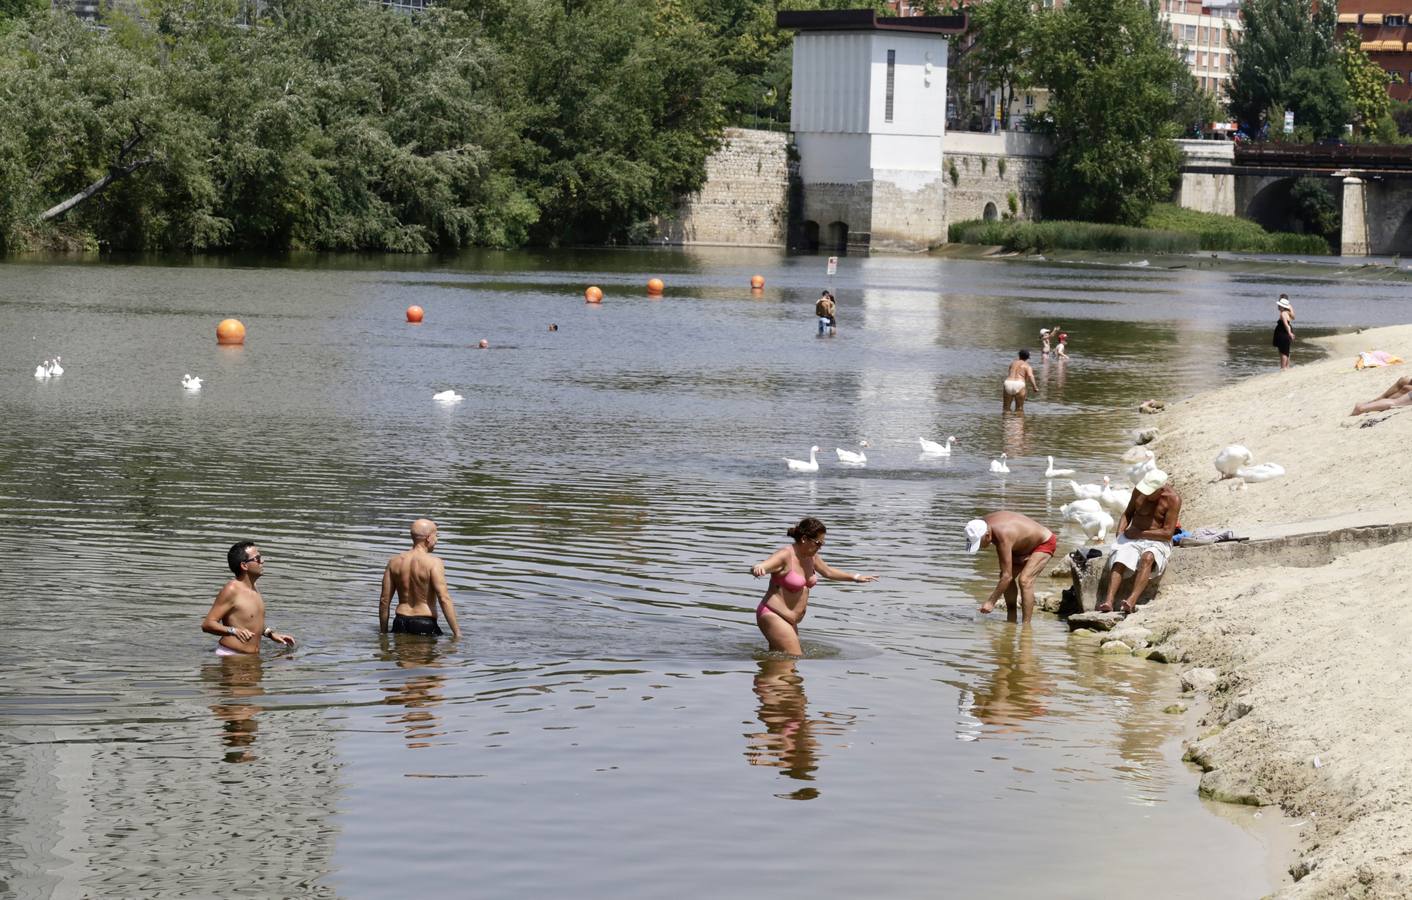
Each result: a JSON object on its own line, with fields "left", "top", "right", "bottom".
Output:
{"left": 964, "top": 511, "right": 1057, "bottom": 623}
{"left": 1098, "top": 469, "right": 1182, "bottom": 614}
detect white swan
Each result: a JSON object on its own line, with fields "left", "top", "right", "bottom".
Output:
{"left": 48, "top": 356, "right": 63, "bottom": 376}
{"left": 1214, "top": 444, "right": 1254, "bottom": 479}
{"left": 1237, "top": 462, "right": 1285, "bottom": 483}
{"left": 785, "top": 446, "right": 820, "bottom": 473}
{"left": 1044, "top": 456, "right": 1075, "bottom": 478}
{"left": 835, "top": 447, "right": 867, "bottom": 465}
{"left": 432, "top": 390, "right": 463, "bottom": 403}
{"left": 1068, "top": 475, "right": 1108, "bottom": 501}
{"left": 34, "top": 360, "right": 51, "bottom": 380}
{"left": 1125, "top": 450, "right": 1156, "bottom": 484}
{"left": 1061, "top": 498, "right": 1102, "bottom": 519}
{"left": 989, "top": 452, "right": 1009, "bottom": 474}
{"left": 1099, "top": 480, "right": 1132, "bottom": 516}
{"left": 1121, "top": 445, "right": 1155, "bottom": 464}
{"left": 919, "top": 436, "right": 956, "bottom": 456}
{"left": 1070, "top": 507, "right": 1115, "bottom": 542}
{"left": 181, "top": 374, "right": 203, "bottom": 391}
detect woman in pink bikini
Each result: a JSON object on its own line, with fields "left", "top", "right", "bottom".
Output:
{"left": 750, "top": 517, "right": 877, "bottom": 655}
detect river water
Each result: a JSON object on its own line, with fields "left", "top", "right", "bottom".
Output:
{"left": 2, "top": 249, "right": 1406, "bottom": 898}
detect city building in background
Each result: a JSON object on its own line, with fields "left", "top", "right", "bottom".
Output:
{"left": 1336, "top": 2, "right": 1412, "bottom": 102}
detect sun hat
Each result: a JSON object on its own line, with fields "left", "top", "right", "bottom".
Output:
{"left": 1135, "top": 468, "right": 1169, "bottom": 496}
{"left": 1276, "top": 298, "right": 1292, "bottom": 310}
{"left": 964, "top": 519, "right": 989, "bottom": 553}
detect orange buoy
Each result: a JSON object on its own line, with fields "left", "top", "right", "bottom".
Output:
{"left": 216, "top": 318, "right": 246, "bottom": 345}
{"left": 585, "top": 286, "right": 603, "bottom": 303}
{"left": 478, "top": 339, "right": 489, "bottom": 349}
{"left": 406, "top": 305, "right": 425, "bottom": 324}
{"left": 646, "top": 277, "right": 664, "bottom": 296}
{"left": 750, "top": 275, "right": 765, "bottom": 289}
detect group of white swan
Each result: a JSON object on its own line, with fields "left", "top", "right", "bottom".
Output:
{"left": 786, "top": 437, "right": 945, "bottom": 473}
{"left": 181, "top": 374, "right": 203, "bottom": 392}
{"left": 1214, "top": 444, "right": 1284, "bottom": 484}
{"left": 33, "top": 357, "right": 63, "bottom": 379}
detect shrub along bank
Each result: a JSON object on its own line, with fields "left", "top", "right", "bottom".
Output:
{"left": 947, "top": 204, "right": 1331, "bottom": 255}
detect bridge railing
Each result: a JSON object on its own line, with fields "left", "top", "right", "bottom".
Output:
{"left": 1234, "top": 143, "right": 1412, "bottom": 170}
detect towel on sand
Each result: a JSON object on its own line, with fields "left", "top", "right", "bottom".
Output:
{"left": 1355, "top": 350, "right": 1404, "bottom": 369}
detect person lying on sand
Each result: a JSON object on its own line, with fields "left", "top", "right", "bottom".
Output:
{"left": 1351, "top": 376, "right": 1412, "bottom": 416}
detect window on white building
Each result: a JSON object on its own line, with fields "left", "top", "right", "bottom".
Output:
{"left": 1184, "top": 24, "right": 1197, "bottom": 41}
{"left": 886, "top": 49, "right": 896, "bottom": 124}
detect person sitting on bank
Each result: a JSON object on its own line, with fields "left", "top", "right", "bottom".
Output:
{"left": 815, "top": 290, "right": 836, "bottom": 334}
{"left": 965, "top": 511, "right": 1057, "bottom": 624}
{"left": 201, "top": 541, "right": 296, "bottom": 656}
{"left": 1098, "top": 469, "right": 1181, "bottom": 615}
{"left": 379, "top": 518, "right": 462, "bottom": 638}
{"left": 1351, "top": 375, "right": 1412, "bottom": 416}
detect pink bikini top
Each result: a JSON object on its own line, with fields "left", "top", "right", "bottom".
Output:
{"left": 771, "top": 570, "right": 817, "bottom": 592}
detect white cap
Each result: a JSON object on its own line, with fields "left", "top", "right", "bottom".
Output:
{"left": 1135, "top": 468, "right": 1169, "bottom": 496}
{"left": 964, "top": 519, "right": 989, "bottom": 553}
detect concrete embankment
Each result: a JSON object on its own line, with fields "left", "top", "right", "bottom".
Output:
{"left": 1074, "top": 325, "right": 1412, "bottom": 897}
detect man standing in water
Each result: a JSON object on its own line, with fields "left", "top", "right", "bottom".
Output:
{"left": 815, "top": 290, "right": 836, "bottom": 335}
{"left": 379, "top": 518, "right": 462, "bottom": 638}
{"left": 965, "top": 511, "right": 1057, "bottom": 623}
{"left": 1002, "top": 349, "right": 1040, "bottom": 412}
{"left": 1098, "top": 469, "right": 1181, "bottom": 615}
{"left": 201, "top": 542, "right": 296, "bottom": 655}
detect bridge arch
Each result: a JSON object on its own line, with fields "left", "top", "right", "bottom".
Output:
{"left": 983, "top": 201, "right": 999, "bottom": 222}
{"left": 825, "top": 220, "right": 849, "bottom": 252}
{"left": 799, "top": 220, "right": 821, "bottom": 252}
{"left": 1243, "top": 177, "right": 1300, "bottom": 233}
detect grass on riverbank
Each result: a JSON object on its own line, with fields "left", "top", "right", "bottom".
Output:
{"left": 947, "top": 204, "right": 1331, "bottom": 255}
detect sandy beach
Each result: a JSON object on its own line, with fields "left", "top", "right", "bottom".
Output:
{"left": 1103, "top": 324, "right": 1412, "bottom": 897}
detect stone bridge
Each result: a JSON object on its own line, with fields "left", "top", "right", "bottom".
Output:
{"left": 1177, "top": 141, "right": 1412, "bottom": 256}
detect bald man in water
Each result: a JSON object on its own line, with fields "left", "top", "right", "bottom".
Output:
{"left": 378, "top": 519, "right": 462, "bottom": 638}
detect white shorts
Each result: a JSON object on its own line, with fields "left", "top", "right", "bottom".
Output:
{"left": 1108, "top": 536, "right": 1172, "bottom": 576}
{"left": 1003, "top": 378, "right": 1026, "bottom": 395}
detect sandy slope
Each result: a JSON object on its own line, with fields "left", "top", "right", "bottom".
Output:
{"left": 1117, "top": 324, "right": 1412, "bottom": 898}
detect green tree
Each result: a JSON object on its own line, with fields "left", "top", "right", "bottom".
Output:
{"left": 1289, "top": 175, "right": 1339, "bottom": 245}
{"left": 1339, "top": 30, "right": 1398, "bottom": 136}
{"left": 1028, "top": 0, "right": 1192, "bottom": 224}
{"left": 1283, "top": 64, "right": 1352, "bottom": 141}
{"left": 963, "top": 0, "right": 1034, "bottom": 129}
{"left": 1226, "top": 0, "right": 1337, "bottom": 133}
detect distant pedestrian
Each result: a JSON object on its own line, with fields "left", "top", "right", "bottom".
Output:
{"left": 1273, "top": 295, "right": 1295, "bottom": 370}
{"left": 1055, "top": 330, "right": 1069, "bottom": 359}
{"left": 815, "top": 290, "right": 836, "bottom": 335}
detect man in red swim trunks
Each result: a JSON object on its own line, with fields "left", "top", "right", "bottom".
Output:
{"left": 965, "top": 511, "right": 1057, "bottom": 623}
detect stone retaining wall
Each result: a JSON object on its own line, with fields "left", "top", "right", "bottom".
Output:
{"left": 654, "top": 128, "right": 791, "bottom": 248}
{"left": 942, "top": 131, "right": 1052, "bottom": 229}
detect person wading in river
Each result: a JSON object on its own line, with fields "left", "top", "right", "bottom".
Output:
{"left": 201, "top": 542, "right": 296, "bottom": 656}
{"left": 379, "top": 518, "right": 462, "bottom": 638}
{"left": 965, "top": 511, "right": 1056, "bottom": 624}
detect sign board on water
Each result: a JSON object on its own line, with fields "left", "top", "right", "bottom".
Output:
{"left": 1284, "top": 110, "right": 1295, "bottom": 134}
{"left": 826, "top": 256, "right": 837, "bottom": 276}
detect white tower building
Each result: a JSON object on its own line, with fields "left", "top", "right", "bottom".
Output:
{"left": 778, "top": 10, "right": 966, "bottom": 252}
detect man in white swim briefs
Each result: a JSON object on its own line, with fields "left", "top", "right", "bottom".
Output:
{"left": 1003, "top": 349, "right": 1040, "bottom": 413}
{"left": 1098, "top": 469, "right": 1181, "bottom": 614}
{"left": 201, "top": 541, "right": 296, "bottom": 656}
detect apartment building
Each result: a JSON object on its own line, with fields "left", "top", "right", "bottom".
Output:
{"left": 1336, "top": 2, "right": 1412, "bottom": 102}
{"left": 1160, "top": 0, "right": 1242, "bottom": 98}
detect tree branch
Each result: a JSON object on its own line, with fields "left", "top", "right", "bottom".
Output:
{"left": 39, "top": 155, "right": 154, "bottom": 222}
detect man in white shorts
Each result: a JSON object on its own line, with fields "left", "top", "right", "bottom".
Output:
{"left": 1098, "top": 469, "right": 1181, "bottom": 614}
{"left": 1002, "top": 350, "right": 1040, "bottom": 413}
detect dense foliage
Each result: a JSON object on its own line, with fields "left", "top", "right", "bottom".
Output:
{"left": 1026, "top": 0, "right": 1194, "bottom": 225}
{"left": 0, "top": 0, "right": 740, "bottom": 251}
{"left": 1225, "top": 0, "right": 1343, "bottom": 137}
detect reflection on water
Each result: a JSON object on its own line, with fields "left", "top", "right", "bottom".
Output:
{"left": 3, "top": 249, "right": 1396, "bottom": 896}
{"left": 743, "top": 658, "right": 855, "bottom": 800}
{"left": 204, "top": 655, "right": 265, "bottom": 764}
{"left": 959, "top": 626, "right": 1054, "bottom": 739}
{"left": 378, "top": 635, "right": 449, "bottom": 751}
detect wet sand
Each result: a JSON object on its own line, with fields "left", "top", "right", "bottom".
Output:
{"left": 1111, "top": 324, "right": 1412, "bottom": 897}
